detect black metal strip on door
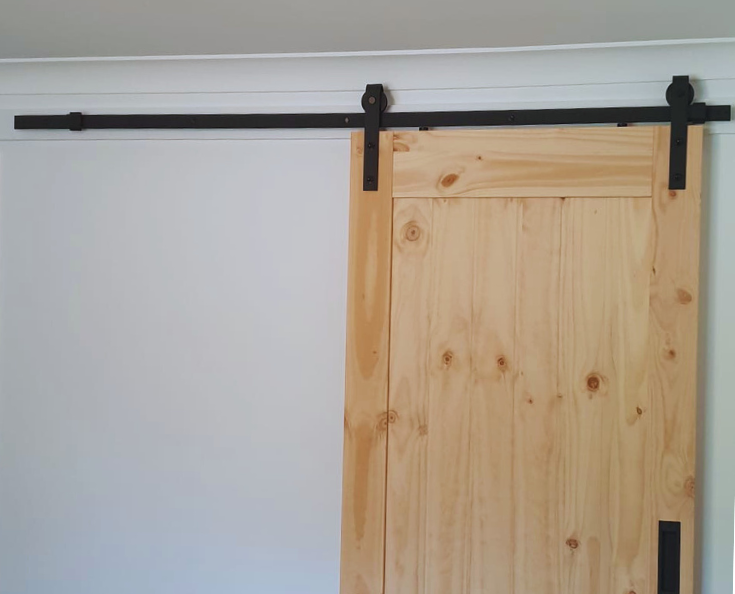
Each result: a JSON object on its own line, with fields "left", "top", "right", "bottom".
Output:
{"left": 658, "top": 520, "right": 682, "bottom": 594}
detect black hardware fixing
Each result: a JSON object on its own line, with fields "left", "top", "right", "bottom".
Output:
{"left": 361, "top": 84, "right": 386, "bottom": 191}
{"left": 14, "top": 77, "right": 731, "bottom": 192}
{"left": 68, "top": 112, "right": 84, "bottom": 132}
{"left": 657, "top": 520, "right": 681, "bottom": 594}
{"left": 667, "top": 76, "right": 695, "bottom": 190}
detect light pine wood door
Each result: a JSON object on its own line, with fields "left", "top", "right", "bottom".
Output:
{"left": 341, "top": 126, "right": 702, "bottom": 594}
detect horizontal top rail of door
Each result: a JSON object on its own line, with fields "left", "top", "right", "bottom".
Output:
{"left": 13, "top": 75, "right": 732, "bottom": 191}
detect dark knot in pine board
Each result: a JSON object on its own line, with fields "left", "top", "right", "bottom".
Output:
{"left": 676, "top": 287, "right": 693, "bottom": 304}
{"left": 403, "top": 222, "right": 421, "bottom": 242}
{"left": 440, "top": 173, "right": 459, "bottom": 188}
{"left": 586, "top": 373, "right": 601, "bottom": 392}
{"left": 377, "top": 410, "right": 398, "bottom": 431}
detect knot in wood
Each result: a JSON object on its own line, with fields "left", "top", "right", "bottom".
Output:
{"left": 440, "top": 173, "right": 459, "bottom": 188}
{"left": 676, "top": 287, "right": 693, "bottom": 304}
{"left": 684, "top": 476, "right": 695, "bottom": 498}
{"left": 404, "top": 223, "right": 421, "bottom": 242}
{"left": 377, "top": 410, "right": 397, "bottom": 430}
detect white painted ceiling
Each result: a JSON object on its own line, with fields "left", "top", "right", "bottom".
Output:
{"left": 0, "top": 0, "right": 734, "bottom": 59}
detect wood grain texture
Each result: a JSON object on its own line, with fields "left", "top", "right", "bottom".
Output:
{"left": 385, "top": 198, "right": 517, "bottom": 594}
{"left": 421, "top": 198, "right": 475, "bottom": 594}
{"left": 512, "top": 198, "right": 563, "bottom": 594}
{"left": 344, "top": 125, "right": 703, "bottom": 594}
{"left": 384, "top": 197, "right": 434, "bottom": 594}
{"left": 468, "top": 199, "right": 517, "bottom": 594}
{"left": 558, "top": 197, "right": 653, "bottom": 594}
{"left": 647, "top": 126, "right": 703, "bottom": 594}
{"left": 392, "top": 128, "right": 655, "bottom": 198}
{"left": 386, "top": 199, "right": 518, "bottom": 594}
{"left": 340, "top": 131, "right": 394, "bottom": 594}
{"left": 384, "top": 196, "right": 666, "bottom": 594}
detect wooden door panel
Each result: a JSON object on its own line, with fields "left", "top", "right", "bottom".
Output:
{"left": 387, "top": 196, "right": 656, "bottom": 594}
{"left": 341, "top": 126, "right": 702, "bottom": 594}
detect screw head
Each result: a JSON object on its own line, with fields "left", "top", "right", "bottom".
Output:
{"left": 368, "top": 96, "right": 376, "bottom": 105}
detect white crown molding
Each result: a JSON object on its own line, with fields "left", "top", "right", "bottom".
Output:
{"left": 1, "top": 38, "right": 735, "bottom": 96}
{"left": 1, "top": 37, "right": 733, "bottom": 64}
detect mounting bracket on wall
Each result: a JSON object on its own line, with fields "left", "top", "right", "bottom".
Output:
{"left": 14, "top": 75, "right": 730, "bottom": 192}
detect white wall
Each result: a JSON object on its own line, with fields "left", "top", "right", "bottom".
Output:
{"left": 0, "top": 40, "right": 734, "bottom": 594}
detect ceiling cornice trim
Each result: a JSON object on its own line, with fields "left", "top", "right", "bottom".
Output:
{"left": 1, "top": 37, "right": 734, "bottom": 65}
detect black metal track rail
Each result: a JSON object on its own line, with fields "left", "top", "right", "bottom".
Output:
{"left": 13, "top": 76, "right": 732, "bottom": 191}
{"left": 14, "top": 104, "right": 732, "bottom": 131}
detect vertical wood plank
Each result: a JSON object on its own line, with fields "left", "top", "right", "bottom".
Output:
{"left": 606, "top": 198, "right": 654, "bottom": 594}
{"left": 385, "top": 197, "right": 434, "bottom": 594}
{"left": 648, "top": 126, "right": 703, "bottom": 594}
{"left": 341, "top": 131, "right": 394, "bottom": 594}
{"left": 386, "top": 198, "right": 518, "bottom": 594}
{"left": 468, "top": 198, "right": 518, "bottom": 593}
{"left": 513, "top": 198, "right": 564, "bottom": 594}
{"left": 558, "top": 197, "right": 653, "bottom": 594}
{"left": 423, "top": 199, "right": 475, "bottom": 594}
{"left": 558, "top": 198, "right": 612, "bottom": 594}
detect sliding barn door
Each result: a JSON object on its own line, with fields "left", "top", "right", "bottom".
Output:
{"left": 341, "top": 126, "right": 702, "bottom": 594}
